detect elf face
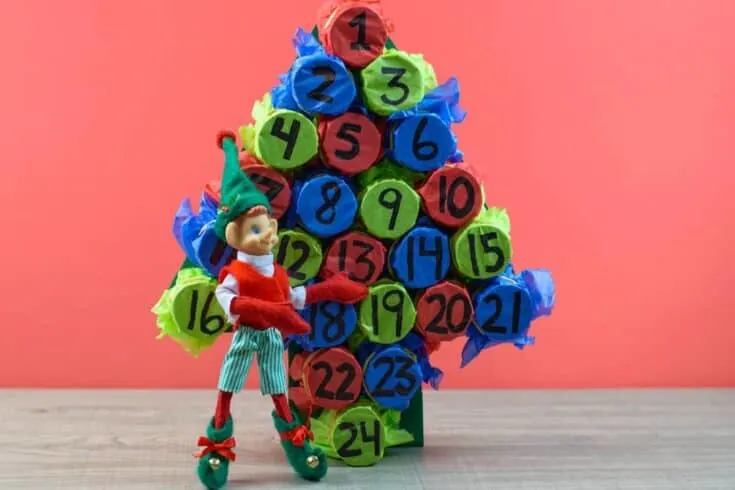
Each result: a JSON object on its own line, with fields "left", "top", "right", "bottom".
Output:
{"left": 224, "top": 207, "right": 279, "bottom": 256}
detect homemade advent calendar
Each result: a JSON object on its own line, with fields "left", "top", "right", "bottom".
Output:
{"left": 153, "top": 0, "right": 555, "bottom": 477}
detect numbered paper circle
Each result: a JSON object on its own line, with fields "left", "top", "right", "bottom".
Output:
{"left": 301, "top": 301, "right": 357, "bottom": 349}
{"left": 332, "top": 405, "right": 385, "bottom": 466}
{"left": 363, "top": 346, "right": 422, "bottom": 410}
{"left": 296, "top": 175, "right": 357, "bottom": 238}
{"left": 274, "top": 229, "right": 323, "bottom": 286}
{"left": 474, "top": 283, "right": 533, "bottom": 343}
{"left": 256, "top": 110, "right": 318, "bottom": 169}
{"left": 451, "top": 223, "right": 512, "bottom": 280}
{"left": 171, "top": 282, "right": 230, "bottom": 342}
{"left": 303, "top": 348, "right": 363, "bottom": 410}
{"left": 291, "top": 55, "right": 356, "bottom": 115}
{"left": 415, "top": 281, "right": 473, "bottom": 342}
{"left": 323, "top": 231, "right": 386, "bottom": 285}
{"left": 320, "top": 112, "right": 382, "bottom": 175}
{"left": 419, "top": 165, "right": 482, "bottom": 228}
{"left": 242, "top": 164, "right": 291, "bottom": 219}
{"left": 389, "top": 226, "right": 450, "bottom": 289}
{"left": 323, "top": 5, "right": 388, "bottom": 68}
{"left": 388, "top": 113, "right": 454, "bottom": 172}
{"left": 361, "top": 51, "right": 424, "bottom": 116}
{"left": 358, "top": 281, "right": 416, "bottom": 344}
{"left": 360, "top": 179, "right": 420, "bottom": 239}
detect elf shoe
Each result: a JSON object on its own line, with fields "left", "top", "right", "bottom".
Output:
{"left": 272, "top": 410, "right": 328, "bottom": 481}
{"left": 195, "top": 416, "right": 236, "bottom": 490}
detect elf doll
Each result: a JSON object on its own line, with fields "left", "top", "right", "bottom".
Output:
{"left": 195, "top": 132, "right": 368, "bottom": 489}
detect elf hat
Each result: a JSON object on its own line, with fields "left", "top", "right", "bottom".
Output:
{"left": 214, "top": 131, "right": 272, "bottom": 241}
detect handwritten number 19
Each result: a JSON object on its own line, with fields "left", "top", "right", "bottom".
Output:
{"left": 371, "top": 290, "right": 405, "bottom": 338}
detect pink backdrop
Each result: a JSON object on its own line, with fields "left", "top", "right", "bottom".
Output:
{"left": 1, "top": 0, "right": 733, "bottom": 388}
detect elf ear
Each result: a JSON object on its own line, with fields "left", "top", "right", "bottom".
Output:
{"left": 269, "top": 216, "right": 279, "bottom": 235}
{"left": 224, "top": 222, "right": 240, "bottom": 248}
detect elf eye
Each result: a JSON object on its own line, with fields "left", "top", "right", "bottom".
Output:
{"left": 251, "top": 225, "right": 260, "bottom": 234}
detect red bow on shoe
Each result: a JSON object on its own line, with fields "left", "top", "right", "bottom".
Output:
{"left": 194, "top": 436, "right": 237, "bottom": 462}
{"left": 280, "top": 426, "right": 314, "bottom": 447}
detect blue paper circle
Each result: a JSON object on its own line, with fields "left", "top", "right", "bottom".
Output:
{"left": 291, "top": 55, "right": 356, "bottom": 116}
{"left": 474, "top": 281, "right": 533, "bottom": 344}
{"left": 299, "top": 301, "right": 357, "bottom": 349}
{"left": 390, "top": 226, "right": 450, "bottom": 289}
{"left": 296, "top": 175, "right": 358, "bottom": 237}
{"left": 389, "top": 113, "right": 455, "bottom": 172}
{"left": 363, "top": 346, "right": 422, "bottom": 411}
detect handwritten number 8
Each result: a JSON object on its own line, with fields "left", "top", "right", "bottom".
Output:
{"left": 315, "top": 181, "right": 342, "bottom": 225}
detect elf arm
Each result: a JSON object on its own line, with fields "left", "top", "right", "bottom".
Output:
{"left": 304, "top": 274, "right": 369, "bottom": 305}
{"left": 217, "top": 274, "right": 309, "bottom": 334}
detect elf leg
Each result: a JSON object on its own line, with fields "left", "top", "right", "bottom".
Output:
{"left": 258, "top": 328, "right": 328, "bottom": 481}
{"left": 195, "top": 328, "right": 257, "bottom": 490}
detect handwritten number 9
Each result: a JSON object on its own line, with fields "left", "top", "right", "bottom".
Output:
{"left": 377, "top": 188, "right": 402, "bottom": 231}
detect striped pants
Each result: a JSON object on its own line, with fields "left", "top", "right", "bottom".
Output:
{"left": 218, "top": 326, "right": 287, "bottom": 395}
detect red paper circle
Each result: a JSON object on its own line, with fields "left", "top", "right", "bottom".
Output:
{"left": 320, "top": 113, "right": 382, "bottom": 175}
{"left": 419, "top": 165, "right": 482, "bottom": 228}
{"left": 324, "top": 5, "right": 387, "bottom": 68}
{"left": 323, "top": 231, "right": 386, "bottom": 285}
{"left": 303, "top": 347, "right": 363, "bottom": 410}
{"left": 241, "top": 163, "right": 292, "bottom": 219}
{"left": 415, "top": 281, "right": 474, "bottom": 342}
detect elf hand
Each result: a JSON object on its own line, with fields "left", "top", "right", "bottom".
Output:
{"left": 305, "top": 274, "right": 369, "bottom": 305}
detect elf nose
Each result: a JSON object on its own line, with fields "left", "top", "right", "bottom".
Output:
{"left": 261, "top": 228, "right": 274, "bottom": 242}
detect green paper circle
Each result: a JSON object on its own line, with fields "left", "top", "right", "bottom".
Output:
{"left": 451, "top": 223, "right": 513, "bottom": 280}
{"left": 332, "top": 405, "right": 385, "bottom": 467}
{"left": 361, "top": 51, "right": 425, "bottom": 116}
{"left": 273, "top": 229, "right": 323, "bottom": 286}
{"left": 256, "top": 110, "right": 318, "bottom": 169}
{"left": 171, "top": 282, "right": 230, "bottom": 343}
{"left": 360, "top": 179, "right": 420, "bottom": 239}
{"left": 358, "top": 281, "right": 416, "bottom": 344}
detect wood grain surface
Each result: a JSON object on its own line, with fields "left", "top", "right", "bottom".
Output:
{"left": 0, "top": 390, "right": 733, "bottom": 489}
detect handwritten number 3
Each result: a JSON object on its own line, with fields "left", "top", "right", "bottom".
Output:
{"left": 380, "top": 67, "right": 409, "bottom": 106}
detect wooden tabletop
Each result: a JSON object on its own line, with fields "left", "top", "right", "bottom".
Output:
{"left": 0, "top": 389, "right": 733, "bottom": 489}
